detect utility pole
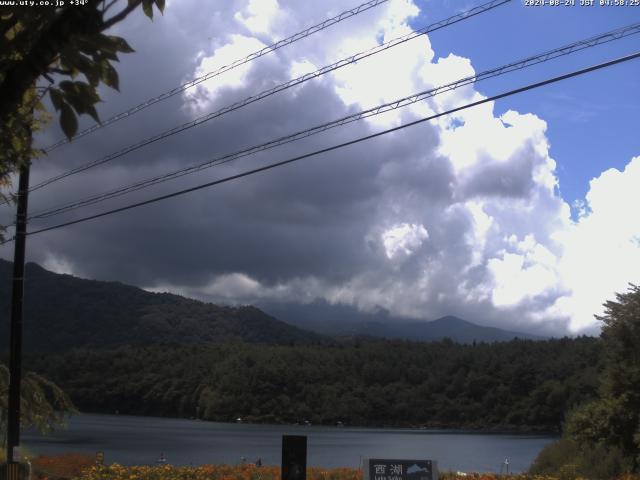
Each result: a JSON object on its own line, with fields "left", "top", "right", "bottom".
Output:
{"left": 5, "top": 161, "right": 30, "bottom": 469}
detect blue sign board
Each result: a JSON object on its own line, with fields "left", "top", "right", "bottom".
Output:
{"left": 367, "top": 459, "right": 438, "bottom": 480}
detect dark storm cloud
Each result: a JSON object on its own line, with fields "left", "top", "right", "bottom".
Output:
{"left": 13, "top": 0, "right": 450, "bottom": 288}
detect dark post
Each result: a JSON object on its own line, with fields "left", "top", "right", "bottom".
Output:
{"left": 5, "top": 162, "right": 30, "bottom": 466}
{"left": 281, "top": 435, "right": 307, "bottom": 480}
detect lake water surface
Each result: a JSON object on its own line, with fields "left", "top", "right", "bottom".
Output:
{"left": 23, "top": 414, "right": 555, "bottom": 473}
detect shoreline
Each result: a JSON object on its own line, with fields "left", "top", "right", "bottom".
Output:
{"left": 65, "top": 411, "right": 560, "bottom": 436}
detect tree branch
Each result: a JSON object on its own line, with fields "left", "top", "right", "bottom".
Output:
{"left": 102, "top": 0, "right": 120, "bottom": 15}
{"left": 102, "top": 0, "right": 143, "bottom": 31}
{"left": 50, "top": 67, "right": 72, "bottom": 75}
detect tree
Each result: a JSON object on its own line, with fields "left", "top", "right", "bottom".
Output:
{"left": 597, "top": 283, "right": 640, "bottom": 469}
{"left": 529, "top": 286, "right": 640, "bottom": 477}
{"left": 0, "top": 363, "right": 77, "bottom": 445}
{"left": 1, "top": 0, "right": 165, "bottom": 457}
{"left": 565, "top": 397, "right": 635, "bottom": 451}
{"left": 0, "top": 0, "right": 165, "bottom": 205}
{"left": 558, "top": 284, "right": 640, "bottom": 475}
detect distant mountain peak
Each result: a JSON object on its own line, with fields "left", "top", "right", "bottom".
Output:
{"left": 430, "top": 315, "right": 468, "bottom": 325}
{"left": 260, "top": 300, "right": 544, "bottom": 343}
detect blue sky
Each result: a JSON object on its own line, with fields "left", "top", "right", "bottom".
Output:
{"left": 411, "top": 0, "right": 640, "bottom": 213}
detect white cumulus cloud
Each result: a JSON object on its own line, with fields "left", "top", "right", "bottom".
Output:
{"left": 382, "top": 223, "right": 429, "bottom": 259}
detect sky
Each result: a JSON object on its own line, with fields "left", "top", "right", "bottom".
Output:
{"left": 1, "top": 0, "right": 639, "bottom": 337}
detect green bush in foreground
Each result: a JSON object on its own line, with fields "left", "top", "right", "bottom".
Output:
{"left": 530, "top": 284, "right": 640, "bottom": 479}
{"left": 529, "top": 438, "right": 633, "bottom": 479}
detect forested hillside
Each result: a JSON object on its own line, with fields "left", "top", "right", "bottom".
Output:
{"left": 0, "top": 260, "right": 328, "bottom": 351}
{"left": 26, "top": 336, "right": 602, "bottom": 432}
{"left": 1, "top": 259, "right": 605, "bottom": 432}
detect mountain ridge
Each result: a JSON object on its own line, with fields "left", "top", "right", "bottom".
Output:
{"left": 261, "top": 301, "right": 543, "bottom": 343}
{"left": 0, "top": 259, "right": 328, "bottom": 352}
{"left": 0, "top": 259, "right": 541, "bottom": 351}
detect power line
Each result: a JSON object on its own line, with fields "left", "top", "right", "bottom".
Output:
{"left": 26, "top": 22, "right": 640, "bottom": 222}
{"left": 9, "top": 50, "right": 637, "bottom": 241}
{"left": 42, "top": 0, "right": 391, "bottom": 152}
{"left": 26, "top": 0, "right": 512, "bottom": 194}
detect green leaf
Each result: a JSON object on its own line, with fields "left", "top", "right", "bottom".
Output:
{"left": 100, "top": 61, "right": 119, "bottom": 91}
{"left": 59, "top": 81, "right": 99, "bottom": 115}
{"left": 107, "top": 35, "right": 135, "bottom": 54}
{"left": 11, "top": 134, "right": 23, "bottom": 152}
{"left": 61, "top": 50, "right": 98, "bottom": 85}
{"left": 155, "top": 0, "right": 165, "bottom": 13}
{"left": 49, "top": 88, "right": 64, "bottom": 111}
{"left": 58, "top": 80, "right": 75, "bottom": 95}
{"left": 59, "top": 102, "right": 78, "bottom": 140}
{"left": 94, "top": 49, "right": 119, "bottom": 62}
{"left": 142, "top": 0, "right": 153, "bottom": 19}
{"left": 86, "top": 105, "right": 100, "bottom": 124}
{"left": 85, "top": 34, "right": 120, "bottom": 60}
{"left": 65, "top": 93, "right": 100, "bottom": 116}
{"left": 83, "top": 63, "right": 101, "bottom": 87}
{"left": 75, "top": 36, "right": 99, "bottom": 56}
{"left": 61, "top": 49, "right": 90, "bottom": 71}
{"left": 58, "top": 81, "right": 101, "bottom": 111}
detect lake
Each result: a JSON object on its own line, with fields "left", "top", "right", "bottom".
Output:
{"left": 23, "top": 414, "right": 556, "bottom": 473}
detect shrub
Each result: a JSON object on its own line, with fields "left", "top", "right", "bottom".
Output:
{"left": 530, "top": 437, "right": 634, "bottom": 479}
{"left": 529, "top": 438, "right": 580, "bottom": 477}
